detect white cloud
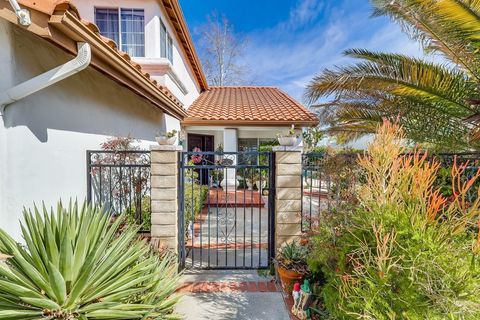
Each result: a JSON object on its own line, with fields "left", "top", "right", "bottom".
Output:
{"left": 241, "top": 0, "right": 426, "bottom": 102}
{"left": 287, "top": 0, "right": 325, "bottom": 28}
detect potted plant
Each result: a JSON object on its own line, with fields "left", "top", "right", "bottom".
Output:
{"left": 277, "top": 125, "right": 299, "bottom": 146}
{"left": 275, "top": 240, "right": 308, "bottom": 295}
{"left": 156, "top": 129, "right": 178, "bottom": 145}
{"left": 254, "top": 169, "right": 268, "bottom": 192}
{"left": 242, "top": 168, "right": 255, "bottom": 190}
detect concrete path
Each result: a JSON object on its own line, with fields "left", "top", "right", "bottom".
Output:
{"left": 174, "top": 270, "right": 290, "bottom": 320}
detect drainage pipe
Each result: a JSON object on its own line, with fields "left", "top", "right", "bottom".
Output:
{"left": 7, "top": 0, "right": 31, "bottom": 26}
{"left": 0, "top": 42, "right": 91, "bottom": 114}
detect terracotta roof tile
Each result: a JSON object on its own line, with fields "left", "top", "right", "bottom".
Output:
{"left": 185, "top": 87, "right": 318, "bottom": 126}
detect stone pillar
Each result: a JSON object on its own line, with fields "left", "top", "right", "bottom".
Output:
{"left": 150, "top": 145, "right": 182, "bottom": 253}
{"left": 273, "top": 146, "right": 303, "bottom": 250}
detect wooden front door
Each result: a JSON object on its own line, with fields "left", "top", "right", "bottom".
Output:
{"left": 187, "top": 134, "right": 214, "bottom": 184}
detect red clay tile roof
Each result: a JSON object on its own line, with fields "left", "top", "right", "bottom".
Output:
{"left": 184, "top": 87, "right": 319, "bottom": 127}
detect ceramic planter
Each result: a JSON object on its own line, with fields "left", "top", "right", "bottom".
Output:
{"left": 246, "top": 180, "right": 254, "bottom": 191}
{"left": 255, "top": 180, "right": 267, "bottom": 192}
{"left": 278, "top": 136, "right": 296, "bottom": 146}
{"left": 156, "top": 136, "right": 177, "bottom": 145}
{"left": 277, "top": 265, "right": 303, "bottom": 295}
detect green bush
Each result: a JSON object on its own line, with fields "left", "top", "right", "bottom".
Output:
{"left": 184, "top": 183, "right": 209, "bottom": 230}
{"left": 124, "top": 196, "right": 151, "bottom": 231}
{"left": 308, "top": 122, "right": 480, "bottom": 319}
{"left": 0, "top": 201, "right": 180, "bottom": 319}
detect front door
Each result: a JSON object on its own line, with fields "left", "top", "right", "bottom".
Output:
{"left": 187, "top": 134, "right": 214, "bottom": 184}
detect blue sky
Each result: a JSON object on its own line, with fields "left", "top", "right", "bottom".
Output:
{"left": 179, "top": 0, "right": 425, "bottom": 102}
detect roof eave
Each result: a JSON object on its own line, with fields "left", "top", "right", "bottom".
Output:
{"left": 182, "top": 119, "right": 319, "bottom": 127}
{"left": 160, "top": 0, "right": 208, "bottom": 91}
{"left": 0, "top": 2, "right": 188, "bottom": 120}
{"left": 50, "top": 11, "right": 188, "bottom": 119}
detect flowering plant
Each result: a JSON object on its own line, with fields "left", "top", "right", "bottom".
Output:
{"left": 191, "top": 147, "right": 203, "bottom": 164}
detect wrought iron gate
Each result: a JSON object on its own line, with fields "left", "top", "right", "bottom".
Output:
{"left": 179, "top": 151, "right": 275, "bottom": 269}
{"left": 86, "top": 150, "right": 151, "bottom": 231}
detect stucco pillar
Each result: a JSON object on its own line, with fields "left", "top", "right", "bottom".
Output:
{"left": 273, "top": 146, "right": 303, "bottom": 250}
{"left": 220, "top": 128, "right": 238, "bottom": 189}
{"left": 150, "top": 145, "right": 181, "bottom": 253}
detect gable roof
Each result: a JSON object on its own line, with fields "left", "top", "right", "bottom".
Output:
{"left": 160, "top": 0, "right": 208, "bottom": 91}
{"left": 184, "top": 87, "right": 319, "bottom": 127}
{"left": 0, "top": 0, "right": 187, "bottom": 119}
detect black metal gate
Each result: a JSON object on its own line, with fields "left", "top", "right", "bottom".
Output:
{"left": 86, "top": 150, "right": 151, "bottom": 232}
{"left": 179, "top": 151, "right": 275, "bottom": 269}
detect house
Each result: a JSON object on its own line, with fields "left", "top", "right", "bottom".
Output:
{"left": 0, "top": 0, "right": 317, "bottom": 240}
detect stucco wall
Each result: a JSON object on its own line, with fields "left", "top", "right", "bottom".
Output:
{"left": 0, "top": 22, "right": 176, "bottom": 241}
{"left": 72, "top": 0, "right": 201, "bottom": 107}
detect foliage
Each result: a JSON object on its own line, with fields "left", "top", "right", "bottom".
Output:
{"left": 158, "top": 130, "right": 177, "bottom": 139}
{"left": 124, "top": 196, "right": 151, "bottom": 232}
{"left": 308, "top": 121, "right": 480, "bottom": 319}
{"left": 184, "top": 183, "right": 209, "bottom": 231}
{"left": 276, "top": 241, "right": 308, "bottom": 274}
{"left": 277, "top": 125, "right": 299, "bottom": 138}
{"left": 302, "top": 128, "right": 324, "bottom": 151}
{"left": 305, "top": 0, "right": 480, "bottom": 151}
{"left": 100, "top": 135, "right": 140, "bottom": 152}
{"left": 0, "top": 201, "right": 180, "bottom": 319}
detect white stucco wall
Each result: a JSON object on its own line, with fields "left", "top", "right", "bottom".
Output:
{"left": 72, "top": 0, "right": 202, "bottom": 107}
{"left": 0, "top": 21, "right": 176, "bottom": 241}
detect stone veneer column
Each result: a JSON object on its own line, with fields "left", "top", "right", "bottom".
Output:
{"left": 273, "top": 146, "right": 303, "bottom": 250}
{"left": 150, "top": 145, "right": 182, "bottom": 253}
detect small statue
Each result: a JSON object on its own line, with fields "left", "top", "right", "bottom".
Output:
{"left": 291, "top": 279, "right": 313, "bottom": 320}
{"left": 292, "top": 282, "right": 301, "bottom": 302}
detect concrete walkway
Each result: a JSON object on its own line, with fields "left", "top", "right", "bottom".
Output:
{"left": 174, "top": 270, "right": 290, "bottom": 320}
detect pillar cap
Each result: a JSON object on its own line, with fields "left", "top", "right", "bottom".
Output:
{"left": 150, "top": 145, "right": 183, "bottom": 151}
{"left": 272, "top": 146, "right": 303, "bottom": 152}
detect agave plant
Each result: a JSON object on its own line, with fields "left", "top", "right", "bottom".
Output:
{"left": 0, "top": 201, "right": 181, "bottom": 319}
{"left": 306, "top": 0, "right": 480, "bottom": 151}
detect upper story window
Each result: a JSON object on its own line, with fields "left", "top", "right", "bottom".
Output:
{"left": 95, "top": 8, "right": 145, "bottom": 57}
{"left": 160, "top": 20, "right": 173, "bottom": 63}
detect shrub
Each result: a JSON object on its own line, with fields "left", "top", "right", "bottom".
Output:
{"left": 308, "top": 121, "right": 480, "bottom": 319}
{"left": 124, "top": 196, "right": 151, "bottom": 232}
{"left": 0, "top": 201, "right": 180, "bottom": 319}
{"left": 184, "top": 183, "right": 209, "bottom": 230}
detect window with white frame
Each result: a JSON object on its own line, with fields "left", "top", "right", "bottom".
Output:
{"left": 95, "top": 7, "right": 145, "bottom": 57}
{"left": 160, "top": 20, "right": 173, "bottom": 63}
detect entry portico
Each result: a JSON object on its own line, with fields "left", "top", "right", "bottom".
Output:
{"left": 182, "top": 86, "right": 318, "bottom": 187}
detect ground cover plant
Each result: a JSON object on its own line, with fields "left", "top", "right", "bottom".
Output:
{"left": 308, "top": 121, "right": 480, "bottom": 319}
{"left": 0, "top": 201, "right": 180, "bottom": 319}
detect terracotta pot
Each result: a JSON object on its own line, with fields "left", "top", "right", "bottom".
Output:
{"left": 277, "top": 266, "right": 303, "bottom": 295}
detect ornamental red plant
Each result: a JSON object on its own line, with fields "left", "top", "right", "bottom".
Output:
{"left": 191, "top": 147, "right": 203, "bottom": 164}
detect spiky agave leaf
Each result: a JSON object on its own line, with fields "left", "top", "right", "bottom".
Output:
{"left": 0, "top": 200, "right": 181, "bottom": 319}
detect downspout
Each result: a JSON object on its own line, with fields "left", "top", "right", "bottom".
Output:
{"left": 0, "top": 42, "right": 91, "bottom": 114}
{"left": 7, "top": 0, "right": 31, "bottom": 26}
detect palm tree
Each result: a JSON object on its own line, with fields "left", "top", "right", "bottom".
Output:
{"left": 305, "top": 0, "right": 480, "bottom": 151}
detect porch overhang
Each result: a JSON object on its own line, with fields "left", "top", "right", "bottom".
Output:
{"left": 182, "top": 119, "right": 319, "bottom": 127}
{"left": 185, "top": 86, "right": 319, "bottom": 128}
